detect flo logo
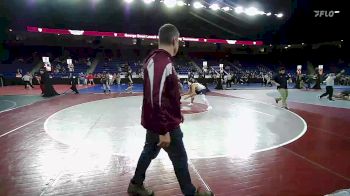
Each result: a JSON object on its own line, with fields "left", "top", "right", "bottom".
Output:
{"left": 314, "top": 10, "right": 340, "bottom": 17}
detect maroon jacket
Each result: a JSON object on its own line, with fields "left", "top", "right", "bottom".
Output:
{"left": 141, "top": 49, "right": 182, "bottom": 135}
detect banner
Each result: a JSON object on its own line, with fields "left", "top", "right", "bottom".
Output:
{"left": 297, "top": 65, "right": 302, "bottom": 75}
{"left": 67, "top": 59, "right": 72, "bottom": 65}
{"left": 318, "top": 65, "right": 323, "bottom": 75}
{"left": 42, "top": 57, "right": 49, "bottom": 63}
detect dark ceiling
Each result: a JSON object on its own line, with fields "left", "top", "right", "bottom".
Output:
{"left": 0, "top": 0, "right": 348, "bottom": 44}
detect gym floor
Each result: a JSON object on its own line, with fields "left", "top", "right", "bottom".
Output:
{"left": 0, "top": 83, "right": 349, "bottom": 195}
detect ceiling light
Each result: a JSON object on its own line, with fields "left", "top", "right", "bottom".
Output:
{"left": 235, "top": 6, "right": 244, "bottom": 14}
{"left": 143, "top": 0, "right": 155, "bottom": 4}
{"left": 275, "top": 13, "right": 283, "bottom": 18}
{"left": 177, "top": 0, "right": 186, "bottom": 6}
{"left": 245, "top": 7, "right": 259, "bottom": 16}
{"left": 193, "top": 2, "right": 204, "bottom": 9}
{"left": 222, "top": 7, "right": 230, "bottom": 11}
{"left": 164, "top": 0, "right": 177, "bottom": 8}
{"left": 209, "top": 4, "right": 220, "bottom": 11}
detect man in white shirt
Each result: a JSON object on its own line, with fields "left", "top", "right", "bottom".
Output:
{"left": 22, "top": 72, "right": 34, "bottom": 89}
{"left": 319, "top": 70, "right": 345, "bottom": 101}
{"left": 68, "top": 63, "right": 74, "bottom": 78}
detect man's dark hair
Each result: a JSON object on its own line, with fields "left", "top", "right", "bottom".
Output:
{"left": 158, "top": 24, "right": 180, "bottom": 45}
{"left": 279, "top": 67, "right": 286, "bottom": 71}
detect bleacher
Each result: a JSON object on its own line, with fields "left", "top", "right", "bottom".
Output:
{"left": 93, "top": 60, "right": 140, "bottom": 74}
{"left": 0, "top": 64, "right": 34, "bottom": 77}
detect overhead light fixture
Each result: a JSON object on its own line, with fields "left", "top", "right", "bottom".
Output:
{"left": 284, "top": 46, "right": 288, "bottom": 49}
{"left": 234, "top": 6, "right": 244, "bottom": 14}
{"left": 275, "top": 13, "right": 283, "bottom": 18}
{"left": 302, "top": 43, "right": 304, "bottom": 45}
{"left": 341, "top": 40, "right": 343, "bottom": 42}
{"left": 209, "top": 4, "right": 220, "bottom": 11}
{"left": 143, "top": 0, "right": 155, "bottom": 4}
{"left": 124, "top": 0, "right": 134, "bottom": 3}
{"left": 177, "top": 0, "right": 186, "bottom": 6}
{"left": 9, "top": 29, "right": 13, "bottom": 32}
{"left": 245, "top": 7, "right": 259, "bottom": 16}
{"left": 222, "top": 7, "right": 230, "bottom": 11}
{"left": 266, "top": 12, "right": 272, "bottom": 16}
{"left": 288, "top": 45, "right": 291, "bottom": 47}
{"left": 193, "top": 2, "right": 204, "bottom": 9}
{"left": 164, "top": 0, "right": 177, "bottom": 8}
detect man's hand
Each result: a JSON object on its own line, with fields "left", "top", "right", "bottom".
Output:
{"left": 157, "top": 132, "right": 171, "bottom": 148}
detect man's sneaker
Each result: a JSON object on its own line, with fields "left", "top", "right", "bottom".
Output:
{"left": 207, "top": 106, "right": 213, "bottom": 110}
{"left": 328, "top": 99, "right": 335, "bottom": 102}
{"left": 194, "top": 188, "right": 214, "bottom": 196}
{"left": 127, "top": 182, "right": 154, "bottom": 196}
{"left": 318, "top": 95, "right": 322, "bottom": 99}
{"left": 283, "top": 106, "right": 289, "bottom": 110}
{"left": 275, "top": 98, "right": 279, "bottom": 104}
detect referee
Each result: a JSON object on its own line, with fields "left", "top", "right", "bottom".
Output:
{"left": 271, "top": 67, "right": 290, "bottom": 109}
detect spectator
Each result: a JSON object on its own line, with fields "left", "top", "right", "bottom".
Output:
{"left": 116, "top": 73, "right": 121, "bottom": 85}
{"left": 79, "top": 72, "right": 86, "bottom": 85}
{"left": 87, "top": 73, "right": 95, "bottom": 85}
{"left": 22, "top": 72, "right": 34, "bottom": 89}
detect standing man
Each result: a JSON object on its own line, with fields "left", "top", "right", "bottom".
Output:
{"left": 116, "top": 72, "right": 121, "bottom": 85}
{"left": 68, "top": 62, "right": 74, "bottom": 78}
{"left": 69, "top": 75, "right": 79, "bottom": 94}
{"left": 22, "top": 72, "right": 34, "bottom": 89}
{"left": 312, "top": 68, "right": 322, "bottom": 89}
{"left": 128, "top": 24, "right": 213, "bottom": 196}
{"left": 271, "top": 67, "right": 290, "bottom": 109}
{"left": 100, "top": 71, "right": 111, "bottom": 94}
{"left": 319, "top": 70, "right": 345, "bottom": 101}
{"left": 226, "top": 72, "right": 232, "bottom": 88}
{"left": 0, "top": 73, "right": 4, "bottom": 87}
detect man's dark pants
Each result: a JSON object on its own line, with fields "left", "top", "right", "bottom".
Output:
{"left": 131, "top": 127, "right": 196, "bottom": 195}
